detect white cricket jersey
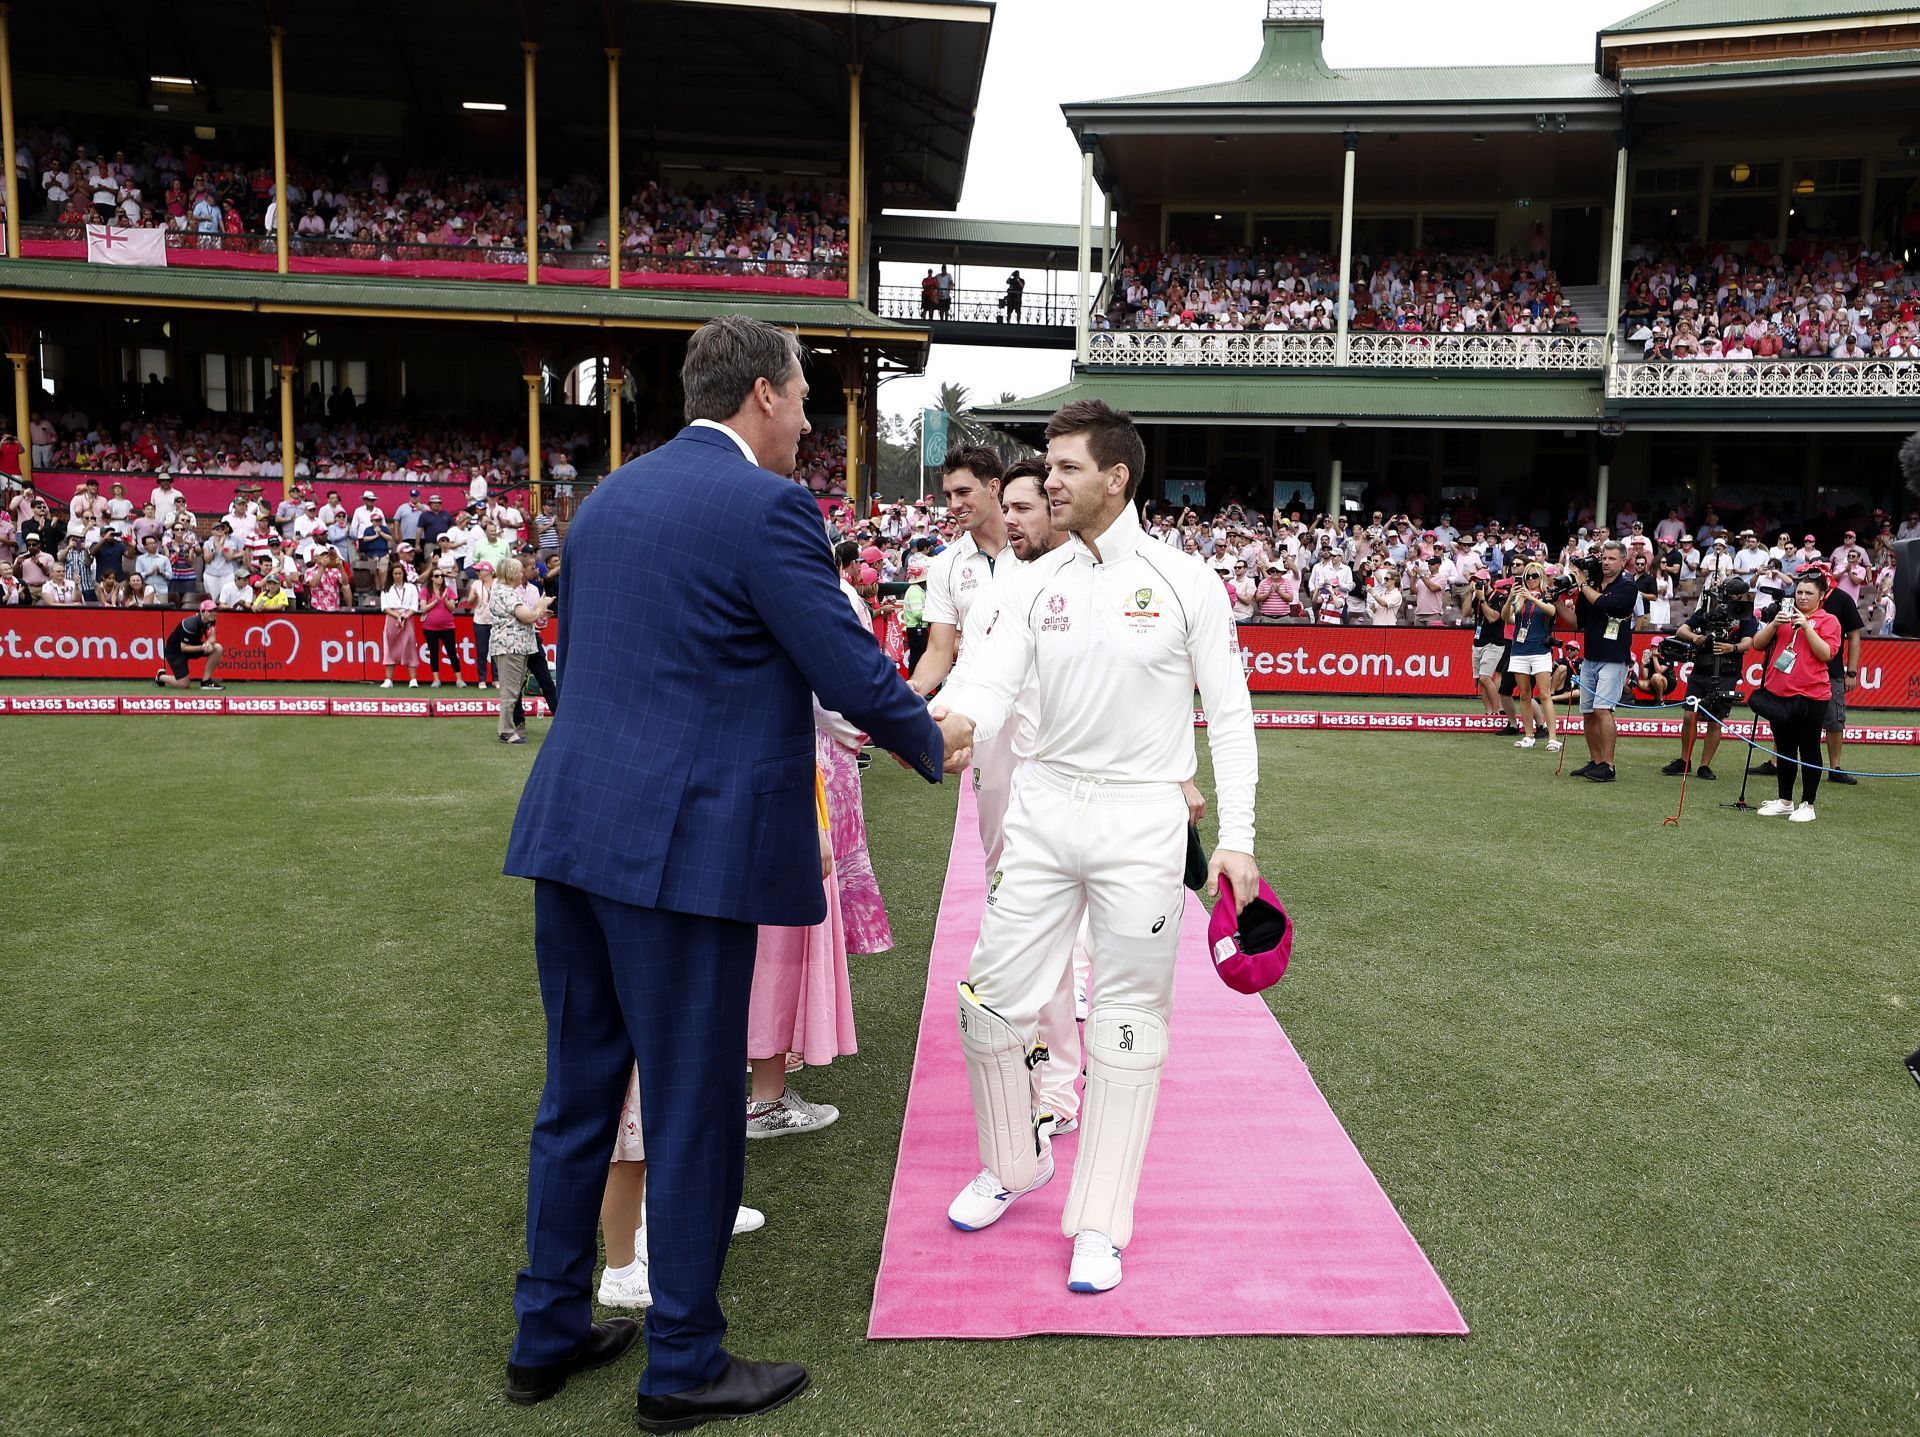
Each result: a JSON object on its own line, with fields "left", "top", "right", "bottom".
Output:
{"left": 921, "top": 531, "right": 1002, "bottom": 632}
{"left": 940, "top": 503, "right": 1258, "bottom": 853}
{"left": 950, "top": 550, "right": 1040, "bottom": 761}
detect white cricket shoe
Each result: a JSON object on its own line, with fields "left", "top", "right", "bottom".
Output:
{"left": 733, "top": 1205, "right": 766, "bottom": 1235}
{"left": 947, "top": 1148, "right": 1054, "bottom": 1232}
{"left": 1789, "top": 802, "right": 1817, "bottom": 823}
{"left": 1757, "top": 798, "right": 1794, "bottom": 817}
{"left": 1067, "top": 1230, "right": 1123, "bottom": 1293}
{"left": 597, "top": 1256, "right": 652, "bottom": 1309}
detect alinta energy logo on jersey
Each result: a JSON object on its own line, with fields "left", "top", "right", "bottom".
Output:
{"left": 1041, "top": 593, "right": 1071, "bottom": 633}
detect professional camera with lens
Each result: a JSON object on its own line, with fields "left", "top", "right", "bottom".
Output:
{"left": 1671, "top": 577, "right": 1752, "bottom": 691}
{"left": 1548, "top": 554, "right": 1604, "bottom": 598}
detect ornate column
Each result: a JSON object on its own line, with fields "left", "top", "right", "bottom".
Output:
{"left": 846, "top": 65, "right": 863, "bottom": 302}
{"left": 270, "top": 25, "right": 290, "bottom": 274}
{"left": 1335, "top": 131, "right": 1358, "bottom": 366}
{"left": 523, "top": 41, "right": 539, "bottom": 286}
{"left": 1076, "top": 137, "right": 1095, "bottom": 358}
{"left": 0, "top": 4, "right": 21, "bottom": 260}
{"left": 1603, "top": 131, "right": 1630, "bottom": 370}
{"left": 606, "top": 47, "right": 621, "bottom": 291}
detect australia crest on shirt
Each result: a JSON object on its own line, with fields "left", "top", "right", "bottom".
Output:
{"left": 1123, "top": 585, "right": 1160, "bottom": 633}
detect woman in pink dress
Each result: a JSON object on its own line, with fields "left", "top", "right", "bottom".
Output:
{"left": 744, "top": 769, "right": 853, "bottom": 1137}
{"left": 818, "top": 555, "right": 894, "bottom": 955}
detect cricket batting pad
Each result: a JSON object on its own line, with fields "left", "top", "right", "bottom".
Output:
{"left": 1062, "top": 1003, "right": 1167, "bottom": 1248}
{"left": 957, "top": 981, "right": 1048, "bottom": 1192}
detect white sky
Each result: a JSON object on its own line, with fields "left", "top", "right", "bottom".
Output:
{"left": 878, "top": 0, "right": 1631, "bottom": 421}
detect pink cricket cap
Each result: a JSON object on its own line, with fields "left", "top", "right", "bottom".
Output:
{"left": 1207, "top": 874, "right": 1292, "bottom": 994}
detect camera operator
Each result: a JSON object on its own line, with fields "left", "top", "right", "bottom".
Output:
{"left": 1658, "top": 588, "right": 1758, "bottom": 781}
{"left": 1555, "top": 540, "right": 1638, "bottom": 783}
{"left": 1751, "top": 570, "right": 1841, "bottom": 821}
{"left": 1467, "top": 575, "right": 1515, "bottom": 730}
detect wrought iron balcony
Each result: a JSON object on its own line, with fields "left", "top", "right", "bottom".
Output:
{"left": 1607, "top": 358, "right": 1920, "bottom": 401}
{"left": 874, "top": 284, "right": 1079, "bottom": 327}
{"left": 1084, "top": 328, "right": 1605, "bottom": 370}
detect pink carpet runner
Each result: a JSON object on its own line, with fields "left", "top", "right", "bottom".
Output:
{"left": 867, "top": 780, "right": 1468, "bottom": 1340}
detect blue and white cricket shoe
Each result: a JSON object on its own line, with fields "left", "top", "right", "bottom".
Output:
{"left": 1067, "top": 1230, "right": 1122, "bottom": 1293}
{"left": 947, "top": 1149, "right": 1055, "bottom": 1231}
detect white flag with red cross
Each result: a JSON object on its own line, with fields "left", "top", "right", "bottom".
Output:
{"left": 85, "top": 226, "right": 168, "bottom": 267}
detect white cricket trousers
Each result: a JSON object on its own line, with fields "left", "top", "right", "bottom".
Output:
{"left": 966, "top": 762, "right": 1188, "bottom": 1044}
{"left": 975, "top": 742, "right": 1082, "bottom": 1122}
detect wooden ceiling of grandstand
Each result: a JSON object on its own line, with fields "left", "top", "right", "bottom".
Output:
{"left": 8, "top": 0, "right": 993, "bottom": 210}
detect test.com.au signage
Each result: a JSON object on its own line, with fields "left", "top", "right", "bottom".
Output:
{"left": 0, "top": 610, "right": 552, "bottom": 682}
{"left": 1233, "top": 623, "right": 1920, "bottom": 709}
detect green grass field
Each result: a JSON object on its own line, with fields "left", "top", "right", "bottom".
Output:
{"left": 2, "top": 703, "right": 1917, "bottom": 1437}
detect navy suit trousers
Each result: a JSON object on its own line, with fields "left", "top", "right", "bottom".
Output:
{"left": 510, "top": 880, "right": 755, "bottom": 1396}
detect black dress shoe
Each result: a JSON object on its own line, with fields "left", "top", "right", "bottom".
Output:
{"left": 635, "top": 1356, "right": 811, "bottom": 1432}
{"left": 1696, "top": 765, "right": 1717, "bottom": 781}
{"left": 1828, "top": 771, "right": 1858, "bottom": 785}
{"left": 503, "top": 1319, "right": 640, "bottom": 1406}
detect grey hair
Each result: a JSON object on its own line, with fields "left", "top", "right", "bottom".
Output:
{"left": 495, "top": 556, "right": 524, "bottom": 587}
{"left": 681, "top": 317, "right": 804, "bottom": 423}
{"left": 1599, "top": 539, "right": 1626, "bottom": 558}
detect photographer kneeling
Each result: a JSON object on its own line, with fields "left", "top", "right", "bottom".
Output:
{"left": 1555, "top": 541, "right": 1639, "bottom": 783}
{"left": 1752, "top": 571, "right": 1841, "bottom": 822}
{"left": 1659, "top": 585, "right": 1758, "bottom": 781}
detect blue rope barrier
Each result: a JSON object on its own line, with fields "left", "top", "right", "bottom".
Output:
{"left": 1680, "top": 697, "right": 1920, "bottom": 780}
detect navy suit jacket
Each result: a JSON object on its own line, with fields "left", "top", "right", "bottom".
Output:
{"left": 504, "top": 424, "right": 943, "bottom": 927}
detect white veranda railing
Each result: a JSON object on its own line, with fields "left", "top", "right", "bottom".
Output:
{"left": 1607, "top": 359, "right": 1920, "bottom": 400}
{"left": 1083, "top": 329, "right": 1605, "bottom": 370}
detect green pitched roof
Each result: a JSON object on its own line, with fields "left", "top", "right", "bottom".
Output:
{"left": 1071, "top": 19, "right": 1615, "bottom": 110}
{"left": 0, "top": 259, "right": 921, "bottom": 339}
{"left": 976, "top": 372, "right": 1606, "bottom": 427}
{"left": 1602, "top": 2, "right": 1905, "bottom": 35}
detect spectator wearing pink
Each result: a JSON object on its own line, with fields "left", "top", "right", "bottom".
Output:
{"left": 1752, "top": 571, "right": 1842, "bottom": 822}
{"left": 378, "top": 565, "right": 422, "bottom": 689}
{"left": 467, "top": 561, "right": 496, "bottom": 687}
{"left": 419, "top": 569, "right": 464, "bottom": 687}
{"left": 1254, "top": 562, "right": 1297, "bottom": 619}
{"left": 1411, "top": 547, "right": 1447, "bottom": 625}
{"left": 1367, "top": 569, "right": 1403, "bottom": 625}
{"left": 305, "top": 546, "right": 348, "bottom": 612}
{"left": 744, "top": 763, "right": 852, "bottom": 1138}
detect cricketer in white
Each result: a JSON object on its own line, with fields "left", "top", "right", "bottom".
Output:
{"left": 933, "top": 401, "right": 1260, "bottom": 1293}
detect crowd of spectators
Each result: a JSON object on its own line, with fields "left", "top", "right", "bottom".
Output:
{"left": 1615, "top": 238, "right": 1920, "bottom": 362}
{"left": 23, "top": 391, "right": 597, "bottom": 489}
{"left": 1100, "top": 247, "right": 1583, "bottom": 337}
{"left": 614, "top": 176, "right": 848, "bottom": 276}
{"left": 16, "top": 117, "right": 599, "bottom": 255}
{"left": 830, "top": 494, "right": 1909, "bottom": 639}
{"left": 0, "top": 471, "right": 564, "bottom": 619}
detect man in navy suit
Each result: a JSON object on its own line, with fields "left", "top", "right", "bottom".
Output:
{"left": 502, "top": 316, "right": 967, "bottom": 1428}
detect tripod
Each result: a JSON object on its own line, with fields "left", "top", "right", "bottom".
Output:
{"left": 1724, "top": 718, "right": 1759, "bottom": 812}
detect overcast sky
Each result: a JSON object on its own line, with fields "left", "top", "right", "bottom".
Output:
{"left": 877, "top": 0, "right": 1631, "bottom": 421}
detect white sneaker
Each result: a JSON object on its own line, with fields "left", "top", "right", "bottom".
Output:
{"left": 1067, "top": 1229, "right": 1123, "bottom": 1293}
{"left": 407, "top": 679, "right": 418, "bottom": 688}
{"left": 947, "top": 1148, "right": 1055, "bottom": 1232}
{"left": 1757, "top": 798, "right": 1794, "bottom": 817}
{"left": 430, "top": 678, "right": 441, "bottom": 689}
{"left": 745, "top": 1087, "right": 839, "bottom": 1139}
{"left": 456, "top": 678, "right": 468, "bottom": 688}
{"left": 1546, "top": 739, "right": 1563, "bottom": 752}
{"left": 733, "top": 1205, "right": 766, "bottom": 1235}
{"left": 1515, "top": 736, "right": 1536, "bottom": 749}
{"left": 597, "top": 1257, "right": 652, "bottom": 1309}
{"left": 1789, "top": 802, "right": 1817, "bottom": 823}
{"left": 379, "top": 678, "right": 393, "bottom": 689}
